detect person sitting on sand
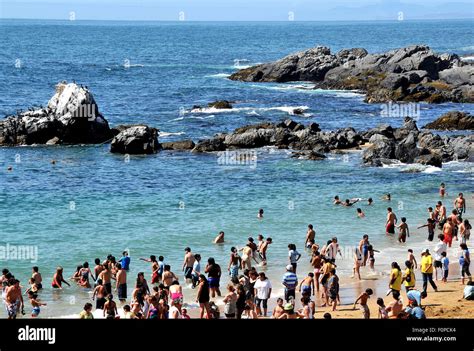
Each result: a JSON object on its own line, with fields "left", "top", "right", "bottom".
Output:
{"left": 79, "top": 303, "right": 94, "bottom": 319}
{"left": 353, "top": 288, "right": 373, "bottom": 319}
{"left": 405, "top": 299, "right": 426, "bottom": 319}
{"left": 103, "top": 294, "right": 117, "bottom": 319}
{"left": 386, "top": 291, "right": 403, "bottom": 319}
{"left": 271, "top": 298, "right": 285, "bottom": 319}
{"left": 214, "top": 231, "right": 225, "bottom": 244}
{"left": 278, "top": 303, "right": 299, "bottom": 319}
{"left": 241, "top": 304, "right": 259, "bottom": 319}
{"left": 299, "top": 296, "right": 315, "bottom": 319}
{"left": 377, "top": 298, "right": 388, "bottom": 319}
{"left": 464, "top": 281, "right": 474, "bottom": 300}
{"left": 386, "top": 207, "right": 397, "bottom": 235}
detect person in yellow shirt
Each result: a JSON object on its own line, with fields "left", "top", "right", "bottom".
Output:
{"left": 389, "top": 262, "right": 402, "bottom": 294}
{"left": 420, "top": 249, "right": 438, "bottom": 294}
{"left": 403, "top": 260, "right": 416, "bottom": 292}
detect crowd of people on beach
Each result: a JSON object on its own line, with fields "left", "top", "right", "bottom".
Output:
{"left": 1, "top": 185, "right": 472, "bottom": 319}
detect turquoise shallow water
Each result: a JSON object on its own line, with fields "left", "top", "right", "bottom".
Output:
{"left": 0, "top": 19, "right": 473, "bottom": 317}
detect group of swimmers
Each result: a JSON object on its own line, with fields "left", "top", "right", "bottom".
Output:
{"left": 1, "top": 185, "right": 471, "bottom": 319}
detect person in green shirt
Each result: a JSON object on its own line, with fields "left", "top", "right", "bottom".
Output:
{"left": 79, "top": 303, "right": 94, "bottom": 319}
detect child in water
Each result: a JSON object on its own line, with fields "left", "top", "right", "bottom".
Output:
{"left": 439, "top": 183, "right": 446, "bottom": 197}
{"left": 397, "top": 217, "right": 409, "bottom": 243}
{"left": 28, "top": 291, "right": 47, "bottom": 318}
{"left": 418, "top": 218, "right": 436, "bottom": 242}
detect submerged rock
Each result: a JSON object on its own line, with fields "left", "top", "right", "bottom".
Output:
{"left": 161, "top": 139, "right": 196, "bottom": 151}
{"left": 0, "top": 82, "right": 112, "bottom": 146}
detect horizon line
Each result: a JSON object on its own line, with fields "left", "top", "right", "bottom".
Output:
{"left": 1, "top": 17, "right": 473, "bottom": 22}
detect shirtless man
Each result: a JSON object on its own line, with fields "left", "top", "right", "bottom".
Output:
{"left": 116, "top": 264, "right": 127, "bottom": 303}
{"left": 326, "top": 237, "right": 342, "bottom": 262}
{"left": 139, "top": 255, "right": 160, "bottom": 284}
{"left": 259, "top": 238, "right": 272, "bottom": 266}
{"left": 240, "top": 244, "right": 253, "bottom": 270}
{"left": 454, "top": 193, "right": 466, "bottom": 216}
{"left": 333, "top": 196, "right": 342, "bottom": 205}
{"left": 5, "top": 279, "right": 23, "bottom": 319}
{"left": 214, "top": 231, "right": 225, "bottom": 244}
{"left": 103, "top": 294, "right": 118, "bottom": 319}
{"left": 437, "top": 201, "right": 447, "bottom": 225}
{"left": 31, "top": 266, "right": 42, "bottom": 289}
{"left": 98, "top": 263, "right": 112, "bottom": 295}
{"left": 386, "top": 207, "right": 397, "bottom": 235}
{"left": 162, "top": 265, "right": 179, "bottom": 287}
{"left": 93, "top": 258, "right": 104, "bottom": 285}
{"left": 182, "top": 247, "right": 196, "bottom": 282}
{"left": 305, "top": 224, "right": 315, "bottom": 249}
{"left": 92, "top": 279, "right": 107, "bottom": 309}
{"left": 448, "top": 209, "right": 461, "bottom": 240}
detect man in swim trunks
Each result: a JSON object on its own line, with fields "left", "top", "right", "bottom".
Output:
{"left": 386, "top": 207, "right": 397, "bottom": 235}
{"left": 182, "top": 247, "right": 196, "bottom": 282}
{"left": 5, "top": 279, "right": 23, "bottom": 319}
{"left": 305, "top": 224, "right": 315, "bottom": 249}
{"left": 228, "top": 247, "right": 242, "bottom": 284}
{"left": 116, "top": 263, "right": 127, "bottom": 302}
{"left": 454, "top": 193, "right": 466, "bottom": 216}
{"left": 31, "top": 266, "right": 42, "bottom": 290}
{"left": 98, "top": 263, "right": 112, "bottom": 294}
{"left": 103, "top": 294, "right": 117, "bottom": 319}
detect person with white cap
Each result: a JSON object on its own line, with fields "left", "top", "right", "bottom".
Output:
{"left": 282, "top": 265, "right": 298, "bottom": 303}
{"left": 420, "top": 248, "right": 438, "bottom": 294}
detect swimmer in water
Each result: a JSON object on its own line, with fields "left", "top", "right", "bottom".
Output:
{"left": 214, "top": 231, "right": 225, "bottom": 244}
{"left": 357, "top": 208, "right": 365, "bottom": 218}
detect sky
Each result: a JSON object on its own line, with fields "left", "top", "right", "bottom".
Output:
{"left": 0, "top": 0, "right": 473, "bottom": 21}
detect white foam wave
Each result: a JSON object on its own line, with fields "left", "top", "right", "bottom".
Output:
{"left": 461, "top": 56, "right": 474, "bottom": 62}
{"left": 206, "top": 73, "right": 231, "bottom": 78}
{"left": 159, "top": 131, "right": 186, "bottom": 137}
{"left": 189, "top": 105, "right": 309, "bottom": 115}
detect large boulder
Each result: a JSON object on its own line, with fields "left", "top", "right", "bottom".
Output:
{"left": 423, "top": 111, "right": 474, "bottom": 130}
{"left": 110, "top": 125, "right": 160, "bottom": 154}
{"left": 0, "top": 82, "right": 112, "bottom": 145}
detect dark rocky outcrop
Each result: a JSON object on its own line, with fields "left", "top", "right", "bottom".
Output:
{"left": 110, "top": 125, "right": 161, "bottom": 154}
{"left": 0, "top": 82, "right": 113, "bottom": 145}
{"left": 161, "top": 139, "right": 196, "bottom": 150}
{"left": 423, "top": 111, "right": 474, "bottom": 130}
{"left": 191, "top": 116, "right": 472, "bottom": 168}
{"left": 230, "top": 45, "right": 474, "bottom": 103}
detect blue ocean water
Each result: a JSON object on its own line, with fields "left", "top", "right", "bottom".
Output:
{"left": 0, "top": 19, "right": 473, "bottom": 317}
